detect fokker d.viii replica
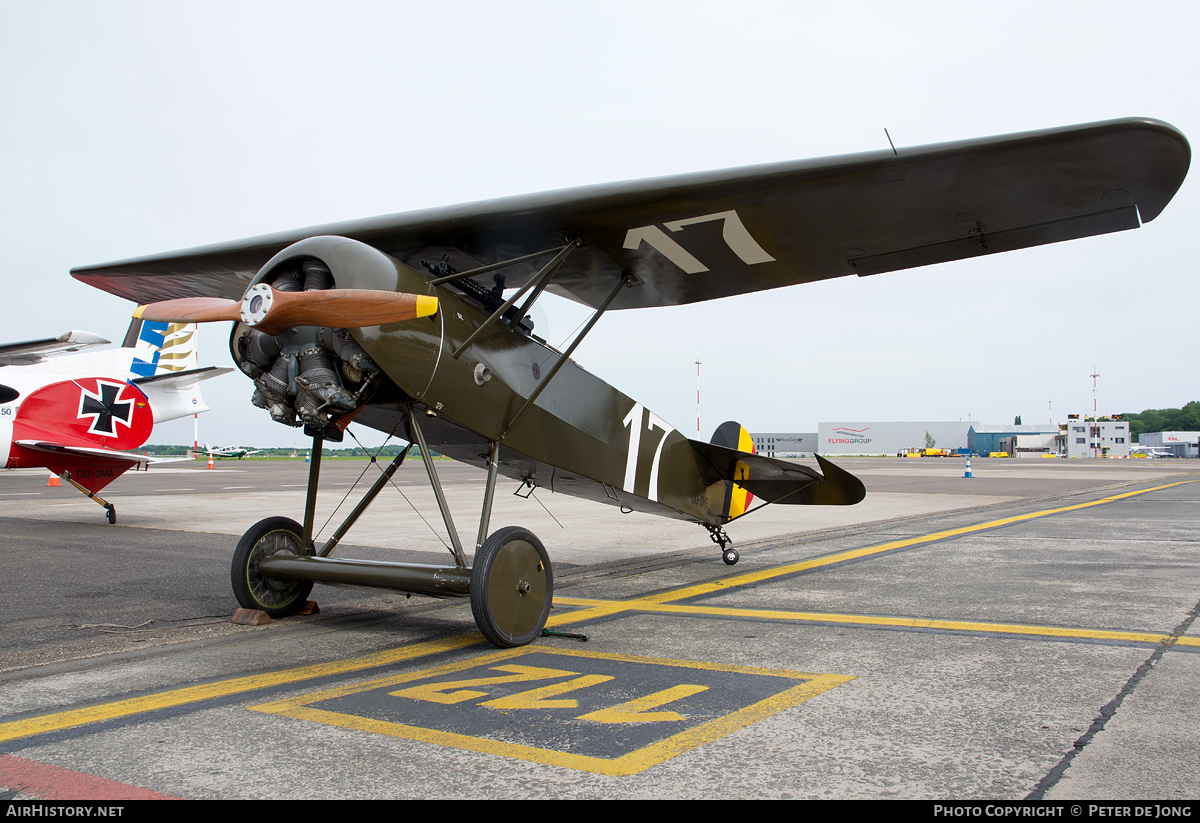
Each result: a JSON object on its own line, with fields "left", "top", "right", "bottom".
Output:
{"left": 72, "top": 118, "right": 1189, "bottom": 647}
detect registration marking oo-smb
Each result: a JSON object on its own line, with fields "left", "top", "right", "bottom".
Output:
{"left": 250, "top": 647, "right": 852, "bottom": 776}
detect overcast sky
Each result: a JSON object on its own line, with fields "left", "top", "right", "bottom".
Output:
{"left": 2, "top": 1, "right": 1196, "bottom": 448}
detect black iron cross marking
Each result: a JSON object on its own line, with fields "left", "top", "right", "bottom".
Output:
{"left": 78, "top": 381, "right": 134, "bottom": 436}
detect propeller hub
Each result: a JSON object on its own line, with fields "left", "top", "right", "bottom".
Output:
{"left": 240, "top": 283, "right": 274, "bottom": 327}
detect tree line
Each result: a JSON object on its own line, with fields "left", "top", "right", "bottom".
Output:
{"left": 1118, "top": 401, "right": 1200, "bottom": 441}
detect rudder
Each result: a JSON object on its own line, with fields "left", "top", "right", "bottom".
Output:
{"left": 709, "top": 421, "right": 756, "bottom": 518}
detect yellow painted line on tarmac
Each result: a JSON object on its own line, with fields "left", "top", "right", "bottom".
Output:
{"left": 0, "top": 635, "right": 480, "bottom": 744}
{"left": 547, "top": 481, "right": 1200, "bottom": 648}
{"left": 552, "top": 596, "right": 1200, "bottom": 647}
{"left": 637, "top": 481, "right": 1195, "bottom": 606}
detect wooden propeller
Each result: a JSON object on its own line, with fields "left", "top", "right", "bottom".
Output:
{"left": 134, "top": 284, "right": 438, "bottom": 336}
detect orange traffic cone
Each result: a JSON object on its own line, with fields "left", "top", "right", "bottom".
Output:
{"left": 47, "top": 472, "right": 61, "bottom": 487}
{"left": 206, "top": 454, "right": 214, "bottom": 469}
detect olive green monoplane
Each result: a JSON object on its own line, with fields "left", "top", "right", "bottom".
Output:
{"left": 72, "top": 118, "right": 1189, "bottom": 647}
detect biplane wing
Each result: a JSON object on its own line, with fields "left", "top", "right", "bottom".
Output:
{"left": 71, "top": 118, "right": 1189, "bottom": 309}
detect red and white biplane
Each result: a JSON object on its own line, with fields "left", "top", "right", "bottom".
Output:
{"left": 0, "top": 320, "right": 230, "bottom": 522}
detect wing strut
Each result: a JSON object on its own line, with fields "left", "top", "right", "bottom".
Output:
{"left": 500, "top": 271, "right": 632, "bottom": 440}
{"left": 451, "top": 240, "right": 580, "bottom": 359}
{"left": 429, "top": 243, "right": 576, "bottom": 286}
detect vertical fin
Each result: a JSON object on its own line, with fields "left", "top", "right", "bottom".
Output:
{"left": 154, "top": 323, "right": 199, "bottom": 374}
{"left": 125, "top": 319, "right": 198, "bottom": 378}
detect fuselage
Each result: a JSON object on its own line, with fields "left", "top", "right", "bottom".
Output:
{"left": 240, "top": 237, "right": 727, "bottom": 525}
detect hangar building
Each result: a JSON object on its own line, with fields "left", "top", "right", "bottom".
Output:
{"left": 816, "top": 421, "right": 976, "bottom": 456}
{"left": 1137, "top": 431, "right": 1199, "bottom": 459}
{"left": 751, "top": 433, "right": 817, "bottom": 457}
{"left": 968, "top": 424, "right": 1059, "bottom": 456}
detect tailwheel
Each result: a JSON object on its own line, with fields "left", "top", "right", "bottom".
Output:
{"left": 231, "top": 516, "right": 314, "bottom": 617}
{"left": 470, "top": 526, "right": 553, "bottom": 648}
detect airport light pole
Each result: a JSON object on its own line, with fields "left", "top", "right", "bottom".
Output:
{"left": 695, "top": 358, "right": 701, "bottom": 439}
{"left": 1090, "top": 369, "right": 1100, "bottom": 458}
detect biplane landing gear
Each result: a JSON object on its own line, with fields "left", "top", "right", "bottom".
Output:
{"left": 231, "top": 516, "right": 314, "bottom": 617}
{"left": 471, "top": 526, "right": 553, "bottom": 648}
{"left": 722, "top": 548, "right": 740, "bottom": 566}
{"left": 234, "top": 422, "right": 552, "bottom": 647}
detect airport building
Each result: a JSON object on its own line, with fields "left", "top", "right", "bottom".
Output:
{"left": 754, "top": 418, "right": 1164, "bottom": 459}
{"left": 816, "top": 421, "right": 976, "bottom": 456}
{"left": 751, "top": 433, "right": 817, "bottom": 457}
{"left": 1138, "top": 431, "right": 1200, "bottom": 458}
{"left": 1057, "top": 417, "right": 1131, "bottom": 458}
{"left": 968, "top": 424, "right": 1060, "bottom": 456}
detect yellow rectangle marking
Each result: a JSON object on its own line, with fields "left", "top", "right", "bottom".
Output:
{"left": 249, "top": 647, "right": 853, "bottom": 776}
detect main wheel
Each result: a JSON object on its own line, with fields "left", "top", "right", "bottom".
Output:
{"left": 231, "top": 516, "right": 314, "bottom": 617}
{"left": 470, "top": 526, "right": 553, "bottom": 648}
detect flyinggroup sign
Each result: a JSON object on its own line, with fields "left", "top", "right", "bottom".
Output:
{"left": 817, "top": 421, "right": 977, "bottom": 455}
{"left": 826, "top": 426, "right": 874, "bottom": 446}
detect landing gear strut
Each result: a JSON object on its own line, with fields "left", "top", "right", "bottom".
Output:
{"left": 230, "top": 412, "right": 554, "bottom": 647}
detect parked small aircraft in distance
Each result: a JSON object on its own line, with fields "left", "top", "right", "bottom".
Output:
{"left": 72, "top": 118, "right": 1190, "bottom": 646}
{"left": 0, "top": 320, "right": 231, "bottom": 522}
{"left": 203, "top": 443, "right": 261, "bottom": 460}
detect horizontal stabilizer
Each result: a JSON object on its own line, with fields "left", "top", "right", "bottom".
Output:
{"left": 14, "top": 441, "right": 191, "bottom": 468}
{"left": 131, "top": 364, "right": 234, "bottom": 387}
{"left": 131, "top": 365, "right": 233, "bottom": 424}
{"left": 689, "top": 440, "right": 866, "bottom": 509}
{"left": 0, "top": 331, "right": 111, "bottom": 366}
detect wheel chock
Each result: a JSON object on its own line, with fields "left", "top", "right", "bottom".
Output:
{"left": 231, "top": 608, "right": 272, "bottom": 626}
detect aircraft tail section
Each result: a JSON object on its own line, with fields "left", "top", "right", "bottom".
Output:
{"left": 689, "top": 422, "right": 865, "bottom": 522}
{"left": 123, "top": 316, "right": 231, "bottom": 423}
{"left": 124, "top": 319, "right": 199, "bottom": 378}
